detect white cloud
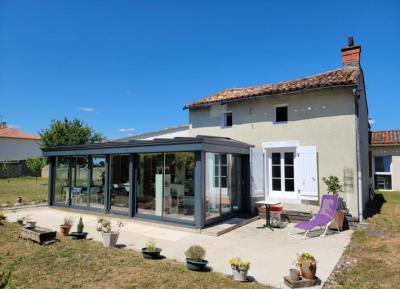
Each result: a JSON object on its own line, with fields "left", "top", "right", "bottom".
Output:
{"left": 76, "top": 107, "right": 94, "bottom": 112}
{"left": 368, "top": 119, "right": 376, "bottom": 125}
{"left": 118, "top": 128, "right": 135, "bottom": 132}
{"left": 7, "top": 124, "right": 19, "bottom": 128}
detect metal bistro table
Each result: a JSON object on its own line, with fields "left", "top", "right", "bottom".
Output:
{"left": 256, "top": 199, "right": 281, "bottom": 230}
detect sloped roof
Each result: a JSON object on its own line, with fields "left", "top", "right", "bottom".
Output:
{"left": 371, "top": 130, "right": 400, "bottom": 145}
{"left": 0, "top": 127, "right": 40, "bottom": 140}
{"left": 184, "top": 67, "right": 360, "bottom": 109}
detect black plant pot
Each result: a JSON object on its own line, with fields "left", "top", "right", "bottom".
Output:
{"left": 69, "top": 232, "right": 88, "bottom": 240}
{"left": 186, "top": 258, "right": 208, "bottom": 271}
{"left": 141, "top": 248, "right": 162, "bottom": 259}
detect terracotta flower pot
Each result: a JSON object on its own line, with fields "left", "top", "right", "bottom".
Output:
{"left": 59, "top": 224, "right": 72, "bottom": 237}
{"left": 300, "top": 261, "right": 317, "bottom": 280}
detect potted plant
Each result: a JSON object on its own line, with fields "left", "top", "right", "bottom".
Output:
{"left": 185, "top": 245, "right": 208, "bottom": 271}
{"left": 97, "top": 216, "right": 105, "bottom": 231}
{"left": 101, "top": 219, "right": 123, "bottom": 247}
{"left": 141, "top": 240, "right": 162, "bottom": 259}
{"left": 323, "top": 176, "right": 345, "bottom": 230}
{"left": 70, "top": 217, "right": 88, "bottom": 240}
{"left": 59, "top": 217, "right": 73, "bottom": 237}
{"left": 229, "top": 257, "right": 250, "bottom": 282}
{"left": 295, "top": 253, "right": 317, "bottom": 280}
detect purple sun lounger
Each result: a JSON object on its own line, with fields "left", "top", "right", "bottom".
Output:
{"left": 289, "top": 194, "right": 341, "bottom": 239}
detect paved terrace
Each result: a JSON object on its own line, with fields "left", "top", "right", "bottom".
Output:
{"left": 5, "top": 207, "right": 352, "bottom": 289}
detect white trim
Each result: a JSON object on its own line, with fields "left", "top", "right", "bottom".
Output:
{"left": 262, "top": 140, "right": 299, "bottom": 149}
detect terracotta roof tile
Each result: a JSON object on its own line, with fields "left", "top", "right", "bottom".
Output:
{"left": 0, "top": 127, "right": 40, "bottom": 140}
{"left": 371, "top": 130, "right": 400, "bottom": 145}
{"left": 185, "top": 67, "right": 360, "bottom": 109}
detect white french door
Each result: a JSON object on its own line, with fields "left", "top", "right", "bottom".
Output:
{"left": 267, "top": 149, "right": 297, "bottom": 199}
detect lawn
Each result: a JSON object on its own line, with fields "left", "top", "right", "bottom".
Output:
{"left": 331, "top": 191, "right": 400, "bottom": 289}
{"left": 0, "top": 223, "right": 271, "bottom": 289}
{"left": 0, "top": 177, "right": 48, "bottom": 207}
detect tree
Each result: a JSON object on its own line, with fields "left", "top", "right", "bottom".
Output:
{"left": 26, "top": 156, "right": 47, "bottom": 183}
{"left": 39, "top": 118, "right": 105, "bottom": 149}
{"left": 0, "top": 162, "right": 10, "bottom": 183}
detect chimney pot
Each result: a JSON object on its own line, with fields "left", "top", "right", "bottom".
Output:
{"left": 348, "top": 36, "right": 354, "bottom": 47}
{"left": 341, "top": 36, "right": 361, "bottom": 66}
{"left": 0, "top": 122, "right": 6, "bottom": 129}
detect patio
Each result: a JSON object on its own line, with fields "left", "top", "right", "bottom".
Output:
{"left": 5, "top": 206, "right": 352, "bottom": 288}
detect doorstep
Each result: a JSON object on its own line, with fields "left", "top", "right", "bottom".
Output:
{"left": 200, "top": 216, "right": 259, "bottom": 236}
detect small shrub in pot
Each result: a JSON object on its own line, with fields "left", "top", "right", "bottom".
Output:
{"left": 141, "top": 240, "right": 162, "bottom": 259}
{"left": 229, "top": 257, "right": 250, "bottom": 282}
{"left": 70, "top": 217, "right": 88, "bottom": 240}
{"left": 295, "top": 252, "right": 317, "bottom": 280}
{"left": 101, "top": 219, "right": 123, "bottom": 247}
{"left": 185, "top": 245, "right": 208, "bottom": 271}
{"left": 59, "top": 217, "right": 73, "bottom": 237}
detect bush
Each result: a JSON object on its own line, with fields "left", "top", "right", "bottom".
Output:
{"left": 185, "top": 245, "right": 206, "bottom": 261}
{"left": 322, "top": 176, "right": 343, "bottom": 194}
{"left": 77, "top": 217, "right": 84, "bottom": 233}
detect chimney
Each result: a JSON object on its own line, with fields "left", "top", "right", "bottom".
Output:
{"left": 341, "top": 36, "right": 361, "bottom": 66}
{"left": 0, "top": 122, "right": 6, "bottom": 129}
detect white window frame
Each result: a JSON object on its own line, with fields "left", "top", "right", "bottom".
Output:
{"left": 273, "top": 104, "right": 288, "bottom": 124}
{"left": 373, "top": 155, "right": 392, "bottom": 191}
{"left": 221, "top": 111, "right": 233, "bottom": 128}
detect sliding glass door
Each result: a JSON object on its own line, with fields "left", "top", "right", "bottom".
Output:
{"left": 89, "top": 156, "right": 106, "bottom": 209}
{"left": 205, "top": 152, "right": 242, "bottom": 222}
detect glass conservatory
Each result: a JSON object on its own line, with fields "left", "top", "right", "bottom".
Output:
{"left": 43, "top": 136, "right": 251, "bottom": 228}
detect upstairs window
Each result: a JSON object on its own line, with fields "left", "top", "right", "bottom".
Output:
{"left": 275, "top": 106, "right": 288, "bottom": 123}
{"left": 223, "top": 112, "right": 233, "bottom": 127}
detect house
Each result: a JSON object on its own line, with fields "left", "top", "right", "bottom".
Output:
{"left": 42, "top": 36, "right": 369, "bottom": 227}
{"left": 185, "top": 36, "right": 369, "bottom": 221}
{"left": 0, "top": 122, "right": 42, "bottom": 178}
{"left": 370, "top": 130, "right": 400, "bottom": 191}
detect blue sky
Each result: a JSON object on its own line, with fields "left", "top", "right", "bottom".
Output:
{"left": 0, "top": 0, "right": 399, "bottom": 139}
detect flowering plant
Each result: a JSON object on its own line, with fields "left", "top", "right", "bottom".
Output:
{"left": 228, "top": 257, "right": 250, "bottom": 269}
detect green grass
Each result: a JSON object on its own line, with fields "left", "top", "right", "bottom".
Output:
{"left": 0, "top": 177, "right": 48, "bottom": 207}
{"left": 334, "top": 191, "right": 400, "bottom": 289}
{"left": 0, "top": 222, "right": 272, "bottom": 289}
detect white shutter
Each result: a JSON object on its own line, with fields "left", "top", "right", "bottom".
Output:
{"left": 296, "top": 146, "right": 318, "bottom": 200}
{"left": 250, "top": 148, "right": 264, "bottom": 197}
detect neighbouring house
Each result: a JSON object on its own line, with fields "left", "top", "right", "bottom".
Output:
{"left": 0, "top": 122, "right": 42, "bottom": 178}
{"left": 42, "top": 36, "right": 370, "bottom": 228}
{"left": 370, "top": 130, "right": 400, "bottom": 191}
{"left": 113, "top": 125, "right": 189, "bottom": 141}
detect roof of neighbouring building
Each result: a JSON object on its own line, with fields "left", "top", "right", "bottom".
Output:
{"left": 371, "top": 130, "right": 400, "bottom": 145}
{"left": 112, "top": 125, "right": 189, "bottom": 142}
{"left": 184, "top": 67, "right": 361, "bottom": 109}
{"left": 0, "top": 126, "right": 40, "bottom": 140}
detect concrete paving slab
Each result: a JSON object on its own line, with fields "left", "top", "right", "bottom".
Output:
{"left": 5, "top": 207, "right": 352, "bottom": 289}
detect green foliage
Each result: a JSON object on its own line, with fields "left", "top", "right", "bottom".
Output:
{"left": 77, "top": 217, "right": 84, "bottom": 233}
{"left": 26, "top": 157, "right": 47, "bottom": 182}
{"left": 185, "top": 245, "right": 206, "bottom": 261}
{"left": 295, "top": 252, "right": 316, "bottom": 267}
{"left": 0, "top": 162, "right": 10, "bottom": 182}
{"left": 322, "top": 176, "right": 343, "bottom": 194}
{"left": 39, "top": 118, "right": 105, "bottom": 149}
{"left": 145, "top": 240, "right": 157, "bottom": 252}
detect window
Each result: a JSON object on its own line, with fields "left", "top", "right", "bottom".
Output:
{"left": 223, "top": 112, "right": 233, "bottom": 127}
{"left": 275, "top": 106, "right": 288, "bottom": 123}
{"left": 374, "top": 156, "right": 392, "bottom": 190}
{"left": 270, "top": 151, "right": 295, "bottom": 193}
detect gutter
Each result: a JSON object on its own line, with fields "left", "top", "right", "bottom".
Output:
{"left": 354, "top": 84, "right": 364, "bottom": 223}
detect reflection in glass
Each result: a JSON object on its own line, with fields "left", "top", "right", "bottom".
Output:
{"left": 55, "top": 157, "right": 70, "bottom": 205}
{"left": 206, "top": 153, "right": 220, "bottom": 220}
{"left": 70, "top": 157, "right": 89, "bottom": 207}
{"left": 90, "top": 156, "right": 106, "bottom": 209}
{"left": 110, "top": 155, "right": 130, "bottom": 212}
{"left": 163, "top": 152, "right": 195, "bottom": 221}
{"left": 137, "top": 153, "right": 163, "bottom": 215}
{"left": 231, "top": 155, "right": 242, "bottom": 212}
{"left": 220, "top": 154, "right": 230, "bottom": 214}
